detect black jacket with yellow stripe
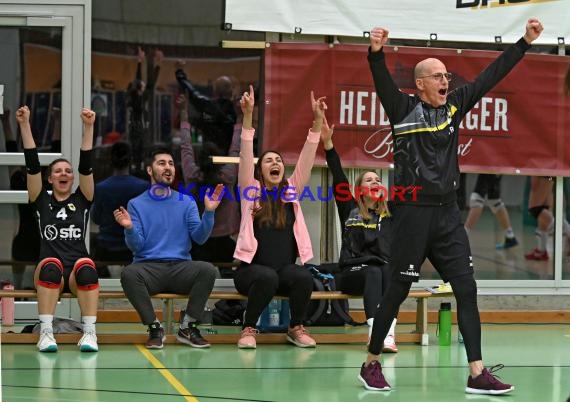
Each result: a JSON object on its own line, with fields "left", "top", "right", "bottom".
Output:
{"left": 325, "top": 147, "right": 392, "bottom": 269}
{"left": 367, "top": 38, "right": 531, "bottom": 203}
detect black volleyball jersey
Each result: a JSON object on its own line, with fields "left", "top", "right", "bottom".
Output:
{"left": 33, "top": 188, "right": 91, "bottom": 268}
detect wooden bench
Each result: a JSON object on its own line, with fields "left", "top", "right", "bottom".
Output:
{"left": 0, "top": 288, "right": 452, "bottom": 345}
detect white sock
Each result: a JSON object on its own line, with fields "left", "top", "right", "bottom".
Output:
{"left": 367, "top": 318, "right": 374, "bottom": 339}
{"left": 387, "top": 318, "right": 397, "bottom": 337}
{"left": 505, "top": 227, "right": 515, "bottom": 239}
{"left": 536, "top": 229, "right": 548, "bottom": 251}
{"left": 39, "top": 314, "right": 54, "bottom": 332}
{"left": 81, "top": 316, "right": 97, "bottom": 333}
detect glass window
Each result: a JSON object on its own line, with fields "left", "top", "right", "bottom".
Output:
{"left": 88, "top": 2, "right": 264, "bottom": 274}
{"left": 0, "top": 27, "right": 62, "bottom": 152}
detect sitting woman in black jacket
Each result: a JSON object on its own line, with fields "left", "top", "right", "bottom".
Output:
{"left": 320, "top": 117, "right": 397, "bottom": 353}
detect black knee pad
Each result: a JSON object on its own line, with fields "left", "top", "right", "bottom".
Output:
{"left": 529, "top": 205, "right": 548, "bottom": 220}
{"left": 37, "top": 258, "right": 63, "bottom": 289}
{"left": 73, "top": 258, "right": 99, "bottom": 290}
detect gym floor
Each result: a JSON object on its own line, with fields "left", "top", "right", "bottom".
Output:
{"left": 1, "top": 323, "right": 569, "bottom": 401}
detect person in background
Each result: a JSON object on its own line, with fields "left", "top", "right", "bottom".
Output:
{"left": 177, "top": 94, "right": 240, "bottom": 265}
{"left": 232, "top": 86, "right": 324, "bottom": 349}
{"left": 524, "top": 176, "right": 570, "bottom": 260}
{"left": 320, "top": 115, "right": 397, "bottom": 352}
{"left": 127, "top": 46, "right": 163, "bottom": 173}
{"left": 464, "top": 174, "right": 518, "bottom": 250}
{"left": 91, "top": 141, "right": 149, "bottom": 276}
{"left": 16, "top": 105, "right": 99, "bottom": 353}
{"left": 175, "top": 61, "right": 237, "bottom": 155}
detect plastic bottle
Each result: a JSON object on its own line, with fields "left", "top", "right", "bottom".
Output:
{"left": 1, "top": 283, "right": 15, "bottom": 326}
{"left": 268, "top": 300, "right": 281, "bottom": 327}
{"left": 279, "top": 300, "right": 290, "bottom": 328}
{"left": 438, "top": 302, "right": 452, "bottom": 346}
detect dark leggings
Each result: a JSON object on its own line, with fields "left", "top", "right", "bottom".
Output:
{"left": 336, "top": 264, "right": 391, "bottom": 319}
{"left": 234, "top": 263, "right": 313, "bottom": 328}
{"left": 369, "top": 274, "right": 482, "bottom": 362}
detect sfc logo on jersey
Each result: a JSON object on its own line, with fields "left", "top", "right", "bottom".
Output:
{"left": 43, "top": 224, "right": 82, "bottom": 241}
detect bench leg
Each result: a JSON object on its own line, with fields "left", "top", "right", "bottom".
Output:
{"left": 163, "top": 299, "right": 174, "bottom": 335}
{"left": 416, "top": 298, "right": 429, "bottom": 346}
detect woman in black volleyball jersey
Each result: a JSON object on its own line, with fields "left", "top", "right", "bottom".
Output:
{"left": 16, "top": 106, "right": 99, "bottom": 353}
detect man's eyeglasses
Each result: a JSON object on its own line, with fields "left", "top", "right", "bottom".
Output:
{"left": 419, "top": 72, "right": 453, "bottom": 82}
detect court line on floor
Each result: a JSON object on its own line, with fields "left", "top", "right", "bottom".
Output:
{"left": 471, "top": 252, "right": 536, "bottom": 275}
{"left": 135, "top": 344, "right": 198, "bottom": 402}
{"left": 2, "top": 384, "right": 274, "bottom": 401}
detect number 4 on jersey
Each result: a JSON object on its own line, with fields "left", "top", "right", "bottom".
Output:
{"left": 56, "top": 207, "right": 68, "bottom": 220}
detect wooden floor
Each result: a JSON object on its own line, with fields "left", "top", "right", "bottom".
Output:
{"left": 2, "top": 323, "right": 570, "bottom": 402}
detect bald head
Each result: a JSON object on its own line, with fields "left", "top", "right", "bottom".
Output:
{"left": 414, "top": 58, "right": 446, "bottom": 80}
{"left": 414, "top": 57, "right": 450, "bottom": 107}
{"left": 213, "top": 76, "right": 233, "bottom": 100}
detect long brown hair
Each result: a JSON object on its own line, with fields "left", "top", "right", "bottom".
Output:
{"left": 253, "top": 150, "right": 289, "bottom": 228}
{"left": 355, "top": 170, "right": 390, "bottom": 220}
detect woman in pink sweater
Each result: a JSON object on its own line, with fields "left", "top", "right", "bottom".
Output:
{"left": 233, "top": 85, "right": 326, "bottom": 349}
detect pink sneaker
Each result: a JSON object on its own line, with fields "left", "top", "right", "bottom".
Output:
{"left": 237, "top": 327, "right": 258, "bottom": 349}
{"left": 382, "top": 334, "right": 398, "bottom": 353}
{"left": 286, "top": 325, "right": 316, "bottom": 348}
{"left": 524, "top": 248, "right": 548, "bottom": 261}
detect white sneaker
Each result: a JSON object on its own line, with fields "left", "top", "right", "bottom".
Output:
{"left": 382, "top": 334, "right": 398, "bottom": 353}
{"left": 37, "top": 328, "right": 58, "bottom": 353}
{"left": 78, "top": 331, "right": 99, "bottom": 352}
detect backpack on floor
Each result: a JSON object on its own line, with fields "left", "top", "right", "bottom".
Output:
{"left": 212, "top": 299, "right": 247, "bottom": 326}
{"left": 304, "top": 264, "right": 364, "bottom": 326}
{"left": 21, "top": 317, "right": 83, "bottom": 334}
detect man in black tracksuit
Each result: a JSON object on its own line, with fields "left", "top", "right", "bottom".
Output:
{"left": 357, "top": 19, "right": 544, "bottom": 395}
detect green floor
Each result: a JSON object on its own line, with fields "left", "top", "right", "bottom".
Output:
{"left": 2, "top": 324, "right": 569, "bottom": 401}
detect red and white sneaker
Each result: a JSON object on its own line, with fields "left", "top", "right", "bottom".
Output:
{"left": 524, "top": 248, "right": 548, "bottom": 261}
{"left": 382, "top": 334, "right": 398, "bottom": 353}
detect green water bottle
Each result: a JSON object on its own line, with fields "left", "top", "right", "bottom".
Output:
{"left": 438, "top": 302, "right": 452, "bottom": 346}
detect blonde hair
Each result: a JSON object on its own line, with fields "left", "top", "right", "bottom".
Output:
{"left": 355, "top": 170, "right": 391, "bottom": 220}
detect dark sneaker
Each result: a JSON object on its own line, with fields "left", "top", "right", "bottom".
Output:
{"left": 146, "top": 323, "right": 165, "bottom": 349}
{"left": 496, "top": 237, "right": 518, "bottom": 250}
{"left": 466, "top": 364, "right": 514, "bottom": 395}
{"left": 357, "top": 360, "right": 391, "bottom": 391}
{"left": 177, "top": 324, "right": 211, "bottom": 348}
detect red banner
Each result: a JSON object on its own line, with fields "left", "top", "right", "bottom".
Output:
{"left": 263, "top": 43, "right": 570, "bottom": 176}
